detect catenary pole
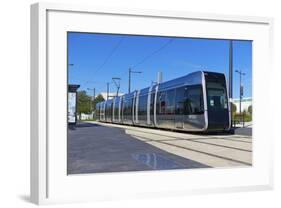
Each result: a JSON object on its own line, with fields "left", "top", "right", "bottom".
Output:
{"left": 229, "top": 40, "right": 233, "bottom": 127}
{"left": 107, "top": 82, "right": 109, "bottom": 100}
{"left": 128, "top": 68, "right": 142, "bottom": 94}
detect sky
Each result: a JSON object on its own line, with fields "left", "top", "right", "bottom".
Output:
{"left": 68, "top": 32, "right": 252, "bottom": 99}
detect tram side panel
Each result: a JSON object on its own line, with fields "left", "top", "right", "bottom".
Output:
{"left": 112, "top": 97, "right": 119, "bottom": 123}
{"left": 118, "top": 96, "right": 122, "bottom": 123}
{"left": 123, "top": 95, "right": 134, "bottom": 125}
{"left": 155, "top": 89, "right": 176, "bottom": 130}
{"left": 137, "top": 93, "right": 149, "bottom": 126}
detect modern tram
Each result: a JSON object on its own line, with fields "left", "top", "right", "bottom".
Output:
{"left": 96, "top": 71, "right": 231, "bottom": 132}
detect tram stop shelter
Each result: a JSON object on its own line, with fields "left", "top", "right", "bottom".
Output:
{"left": 68, "top": 84, "right": 80, "bottom": 125}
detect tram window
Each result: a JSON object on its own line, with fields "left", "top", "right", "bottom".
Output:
{"left": 123, "top": 99, "right": 130, "bottom": 117}
{"left": 166, "top": 89, "right": 175, "bottom": 114}
{"left": 123, "top": 97, "right": 133, "bottom": 119}
{"left": 206, "top": 81, "right": 228, "bottom": 110}
{"left": 106, "top": 103, "right": 112, "bottom": 119}
{"left": 142, "top": 95, "right": 146, "bottom": 115}
{"left": 138, "top": 95, "right": 147, "bottom": 116}
{"left": 186, "top": 87, "right": 204, "bottom": 114}
{"left": 114, "top": 103, "right": 118, "bottom": 118}
{"left": 176, "top": 86, "right": 203, "bottom": 115}
{"left": 175, "top": 87, "right": 186, "bottom": 115}
{"left": 157, "top": 91, "right": 166, "bottom": 114}
{"left": 105, "top": 104, "right": 109, "bottom": 118}
{"left": 207, "top": 88, "right": 227, "bottom": 109}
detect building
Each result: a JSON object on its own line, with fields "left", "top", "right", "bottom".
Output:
{"left": 78, "top": 113, "right": 93, "bottom": 120}
{"left": 98, "top": 92, "right": 124, "bottom": 100}
{"left": 232, "top": 97, "right": 252, "bottom": 113}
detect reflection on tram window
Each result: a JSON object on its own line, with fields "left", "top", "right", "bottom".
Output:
{"left": 166, "top": 89, "right": 175, "bottom": 114}
{"left": 175, "top": 85, "right": 204, "bottom": 115}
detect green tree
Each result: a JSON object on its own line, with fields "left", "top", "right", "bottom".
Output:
{"left": 92, "top": 94, "right": 104, "bottom": 111}
{"left": 248, "top": 105, "right": 252, "bottom": 114}
{"left": 231, "top": 102, "right": 237, "bottom": 115}
{"left": 77, "top": 91, "right": 91, "bottom": 117}
{"left": 92, "top": 94, "right": 105, "bottom": 111}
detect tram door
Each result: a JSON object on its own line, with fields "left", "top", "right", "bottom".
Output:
{"left": 132, "top": 93, "right": 137, "bottom": 124}
{"left": 150, "top": 92, "right": 155, "bottom": 126}
{"left": 175, "top": 105, "right": 184, "bottom": 129}
{"left": 175, "top": 87, "right": 185, "bottom": 129}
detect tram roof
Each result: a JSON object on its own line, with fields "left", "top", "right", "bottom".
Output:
{"left": 100, "top": 71, "right": 226, "bottom": 104}
{"left": 157, "top": 71, "right": 203, "bottom": 91}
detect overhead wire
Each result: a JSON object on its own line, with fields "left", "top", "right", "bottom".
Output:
{"left": 115, "top": 38, "right": 174, "bottom": 80}
{"left": 90, "top": 37, "right": 204, "bottom": 94}
{"left": 94, "top": 37, "right": 124, "bottom": 73}
{"left": 131, "top": 38, "right": 174, "bottom": 69}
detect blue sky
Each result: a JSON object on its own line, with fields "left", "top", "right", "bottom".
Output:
{"left": 68, "top": 32, "right": 252, "bottom": 99}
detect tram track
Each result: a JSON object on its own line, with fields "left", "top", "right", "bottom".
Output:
{"left": 130, "top": 134, "right": 252, "bottom": 166}
{"left": 90, "top": 121, "right": 252, "bottom": 167}
{"left": 124, "top": 129, "right": 252, "bottom": 167}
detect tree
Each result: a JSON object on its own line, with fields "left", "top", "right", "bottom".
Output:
{"left": 231, "top": 102, "right": 237, "bottom": 115}
{"left": 248, "top": 105, "right": 252, "bottom": 114}
{"left": 77, "top": 91, "right": 91, "bottom": 117}
{"left": 92, "top": 94, "right": 105, "bottom": 111}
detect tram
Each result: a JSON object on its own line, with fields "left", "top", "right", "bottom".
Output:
{"left": 96, "top": 71, "right": 231, "bottom": 132}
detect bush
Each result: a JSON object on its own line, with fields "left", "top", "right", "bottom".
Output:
{"left": 233, "top": 112, "right": 252, "bottom": 122}
{"left": 231, "top": 102, "right": 237, "bottom": 117}
{"left": 248, "top": 105, "right": 252, "bottom": 114}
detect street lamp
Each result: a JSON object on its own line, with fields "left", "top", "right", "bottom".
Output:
{"left": 87, "top": 87, "right": 95, "bottom": 112}
{"left": 106, "top": 82, "right": 110, "bottom": 100}
{"left": 235, "top": 69, "right": 245, "bottom": 118}
{"left": 128, "top": 68, "right": 142, "bottom": 93}
{"left": 112, "top": 77, "right": 121, "bottom": 97}
{"left": 229, "top": 40, "right": 233, "bottom": 128}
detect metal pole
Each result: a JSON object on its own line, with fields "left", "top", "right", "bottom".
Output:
{"left": 239, "top": 72, "right": 242, "bottom": 116}
{"left": 93, "top": 88, "right": 95, "bottom": 119}
{"left": 128, "top": 68, "right": 142, "bottom": 94}
{"left": 235, "top": 69, "right": 245, "bottom": 124}
{"left": 229, "top": 40, "right": 233, "bottom": 127}
{"left": 107, "top": 82, "right": 109, "bottom": 100}
{"left": 128, "top": 68, "right": 131, "bottom": 93}
{"left": 112, "top": 77, "right": 121, "bottom": 97}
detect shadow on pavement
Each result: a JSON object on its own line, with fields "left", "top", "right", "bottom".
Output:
{"left": 68, "top": 122, "right": 102, "bottom": 130}
{"left": 67, "top": 122, "right": 210, "bottom": 174}
{"left": 234, "top": 127, "right": 252, "bottom": 136}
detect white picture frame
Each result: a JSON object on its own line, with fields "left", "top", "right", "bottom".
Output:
{"left": 30, "top": 2, "right": 274, "bottom": 205}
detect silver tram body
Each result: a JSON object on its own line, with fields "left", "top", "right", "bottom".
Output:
{"left": 96, "top": 71, "right": 231, "bottom": 132}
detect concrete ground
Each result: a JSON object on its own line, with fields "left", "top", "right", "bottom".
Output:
{"left": 68, "top": 122, "right": 209, "bottom": 174}
{"left": 68, "top": 121, "right": 252, "bottom": 174}
{"left": 234, "top": 127, "right": 252, "bottom": 136}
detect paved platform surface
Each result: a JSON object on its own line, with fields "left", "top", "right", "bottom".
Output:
{"left": 68, "top": 122, "right": 209, "bottom": 174}
{"left": 68, "top": 121, "right": 252, "bottom": 174}
{"left": 234, "top": 127, "right": 252, "bottom": 136}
